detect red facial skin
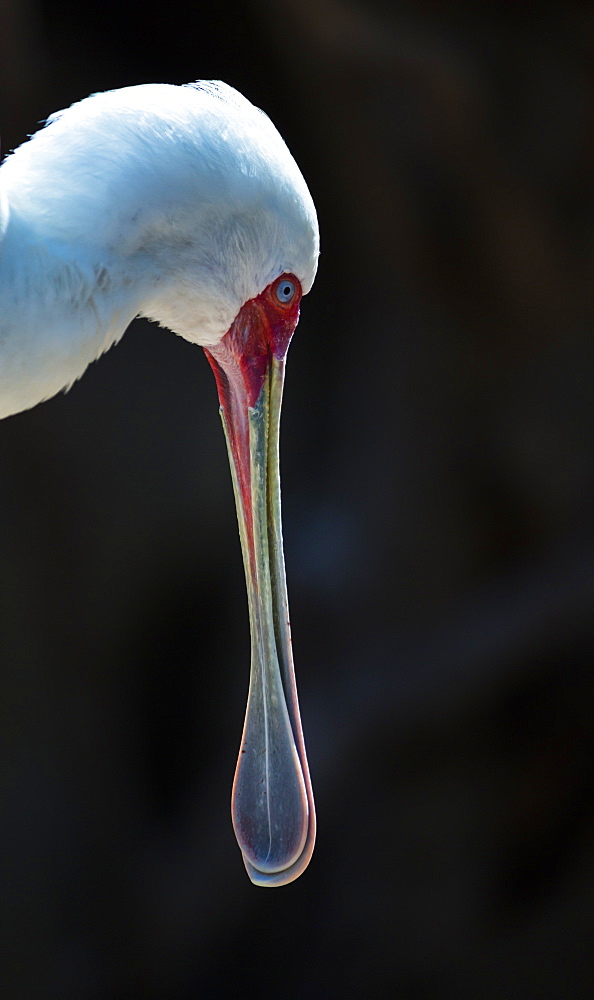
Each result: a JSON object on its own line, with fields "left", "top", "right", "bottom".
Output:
{"left": 203, "top": 274, "right": 302, "bottom": 544}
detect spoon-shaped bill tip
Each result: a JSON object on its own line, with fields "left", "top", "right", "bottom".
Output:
{"left": 205, "top": 278, "right": 315, "bottom": 886}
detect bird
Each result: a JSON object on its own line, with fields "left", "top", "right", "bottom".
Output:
{"left": 0, "top": 81, "right": 318, "bottom": 886}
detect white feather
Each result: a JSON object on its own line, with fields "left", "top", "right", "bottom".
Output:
{"left": 0, "top": 81, "right": 319, "bottom": 418}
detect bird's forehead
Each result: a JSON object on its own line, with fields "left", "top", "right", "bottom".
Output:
{"left": 12, "top": 81, "right": 319, "bottom": 294}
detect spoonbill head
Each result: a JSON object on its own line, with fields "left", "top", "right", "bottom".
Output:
{"left": 0, "top": 81, "right": 318, "bottom": 885}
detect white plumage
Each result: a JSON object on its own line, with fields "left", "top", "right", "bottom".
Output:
{"left": 0, "top": 81, "right": 319, "bottom": 887}
{"left": 0, "top": 81, "right": 318, "bottom": 417}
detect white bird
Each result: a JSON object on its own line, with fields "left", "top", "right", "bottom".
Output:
{"left": 0, "top": 81, "right": 318, "bottom": 886}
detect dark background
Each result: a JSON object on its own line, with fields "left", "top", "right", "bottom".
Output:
{"left": 1, "top": 2, "right": 594, "bottom": 997}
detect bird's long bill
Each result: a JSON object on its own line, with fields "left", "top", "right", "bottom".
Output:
{"left": 205, "top": 340, "right": 315, "bottom": 886}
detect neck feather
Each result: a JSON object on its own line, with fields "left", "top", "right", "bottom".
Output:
{"left": 0, "top": 203, "right": 141, "bottom": 418}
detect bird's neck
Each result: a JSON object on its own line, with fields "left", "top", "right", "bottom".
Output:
{"left": 0, "top": 203, "right": 143, "bottom": 418}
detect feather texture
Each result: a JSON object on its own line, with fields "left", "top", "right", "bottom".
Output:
{"left": 0, "top": 81, "right": 319, "bottom": 417}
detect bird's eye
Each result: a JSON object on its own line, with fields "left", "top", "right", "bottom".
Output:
{"left": 275, "top": 278, "right": 296, "bottom": 305}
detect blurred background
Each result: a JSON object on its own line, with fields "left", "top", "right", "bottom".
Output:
{"left": 1, "top": 1, "right": 594, "bottom": 997}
